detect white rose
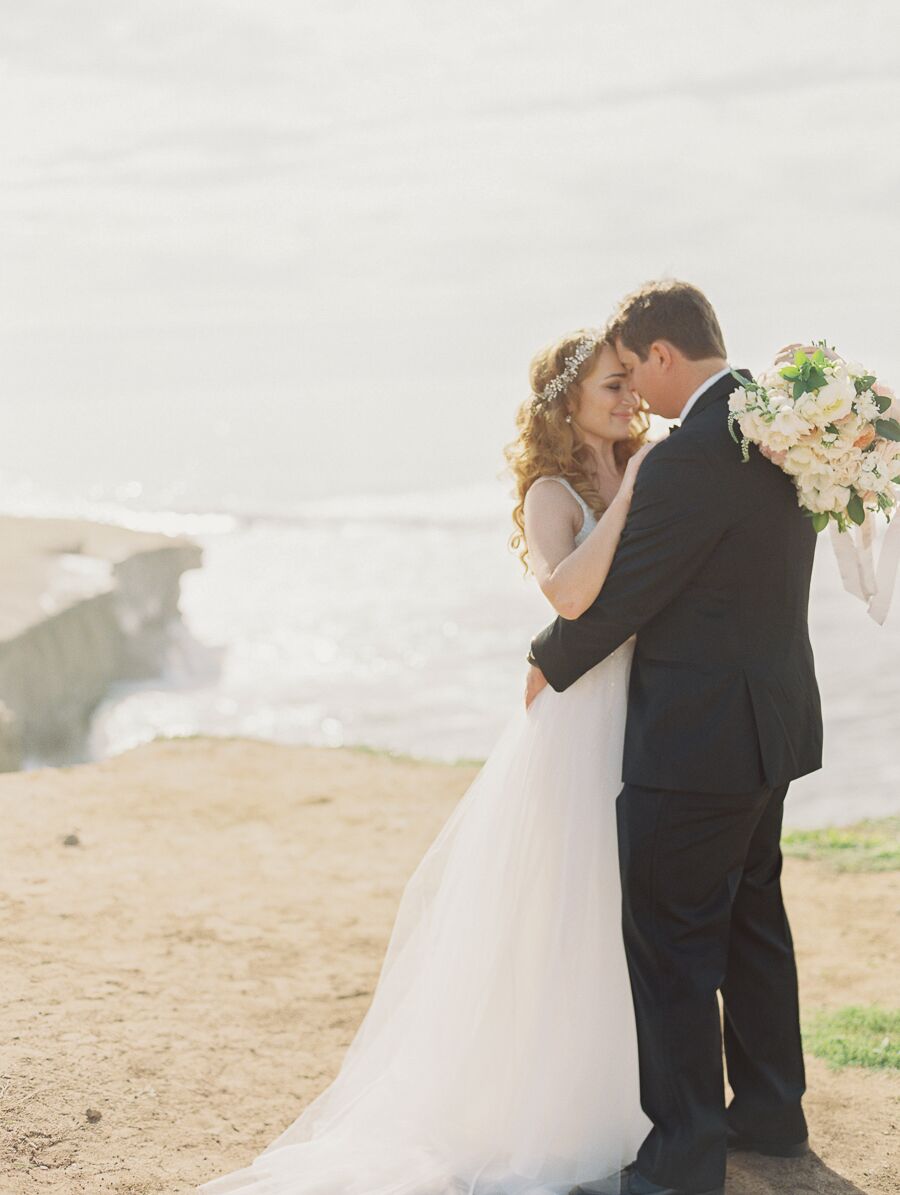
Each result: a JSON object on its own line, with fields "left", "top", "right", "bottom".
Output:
{"left": 770, "top": 406, "right": 811, "bottom": 441}
{"left": 797, "top": 370, "right": 857, "bottom": 426}
{"left": 738, "top": 411, "right": 768, "bottom": 442}
{"left": 798, "top": 486, "right": 829, "bottom": 513}
{"left": 795, "top": 394, "right": 823, "bottom": 425}
{"left": 802, "top": 482, "right": 852, "bottom": 514}
{"left": 819, "top": 443, "right": 862, "bottom": 472}
{"left": 781, "top": 445, "right": 816, "bottom": 476}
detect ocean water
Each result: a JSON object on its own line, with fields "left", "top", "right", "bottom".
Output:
{"left": 1, "top": 1, "right": 898, "bottom": 826}
{"left": 4, "top": 470, "right": 898, "bottom": 830}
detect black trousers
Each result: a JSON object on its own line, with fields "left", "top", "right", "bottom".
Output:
{"left": 615, "top": 782, "right": 807, "bottom": 1192}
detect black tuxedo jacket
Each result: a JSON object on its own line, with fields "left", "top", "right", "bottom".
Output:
{"left": 530, "top": 370, "right": 824, "bottom": 794}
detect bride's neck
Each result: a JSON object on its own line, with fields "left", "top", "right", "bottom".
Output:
{"left": 581, "top": 434, "right": 622, "bottom": 482}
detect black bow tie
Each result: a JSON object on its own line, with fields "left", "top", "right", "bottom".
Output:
{"left": 668, "top": 423, "right": 681, "bottom": 435}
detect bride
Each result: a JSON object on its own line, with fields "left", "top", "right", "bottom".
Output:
{"left": 200, "top": 330, "right": 656, "bottom": 1195}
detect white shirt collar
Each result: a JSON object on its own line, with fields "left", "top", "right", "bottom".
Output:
{"left": 679, "top": 365, "right": 732, "bottom": 423}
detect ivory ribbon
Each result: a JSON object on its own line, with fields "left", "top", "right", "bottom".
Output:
{"left": 829, "top": 515, "right": 900, "bottom": 625}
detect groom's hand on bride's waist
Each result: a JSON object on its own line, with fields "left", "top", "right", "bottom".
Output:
{"left": 524, "top": 662, "right": 548, "bottom": 709}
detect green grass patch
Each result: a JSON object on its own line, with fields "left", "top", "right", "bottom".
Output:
{"left": 805, "top": 1006, "right": 900, "bottom": 1070}
{"left": 783, "top": 816, "right": 900, "bottom": 872}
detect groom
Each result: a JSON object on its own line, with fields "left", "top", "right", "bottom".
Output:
{"left": 526, "top": 281, "right": 822, "bottom": 1195}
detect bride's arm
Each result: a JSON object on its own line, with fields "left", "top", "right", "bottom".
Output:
{"left": 523, "top": 444, "right": 654, "bottom": 621}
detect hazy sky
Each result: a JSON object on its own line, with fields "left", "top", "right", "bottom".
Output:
{"left": 1, "top": 0, "right": 898, "bottom": 510}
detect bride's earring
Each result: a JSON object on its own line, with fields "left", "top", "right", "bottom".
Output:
{"left": 565, "top": 414, "right": 573, "bottom": 424}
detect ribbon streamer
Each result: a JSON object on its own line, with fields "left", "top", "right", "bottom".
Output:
{"left": 829, "top": 516, "right": 899, "bottom": 625}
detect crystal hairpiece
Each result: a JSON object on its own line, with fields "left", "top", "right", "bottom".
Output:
{"left": 531, "top": 336, "right": 598, "bottom": 413}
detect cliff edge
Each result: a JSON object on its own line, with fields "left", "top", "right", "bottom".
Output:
{"left": 0, "top": 515, "right": 203, "bottom": 768}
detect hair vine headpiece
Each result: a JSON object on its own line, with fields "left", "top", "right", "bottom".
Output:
{"left": 530, "top": 335, "right": 598, "bottom": 414}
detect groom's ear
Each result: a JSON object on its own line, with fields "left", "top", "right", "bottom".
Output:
{"left": 649, "top": 340, "right": 675, "bottom": 372}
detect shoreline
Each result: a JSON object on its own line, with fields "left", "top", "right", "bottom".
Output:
{"left": 1, "top": 736, "right": 896, "bottom": 1193}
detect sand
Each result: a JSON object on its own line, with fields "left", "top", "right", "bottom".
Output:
{"left": 1, "top": 736, "right": 897, "bottom": 1194}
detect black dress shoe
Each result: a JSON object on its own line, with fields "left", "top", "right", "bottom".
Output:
{"left": 569, "top": 1166, "right": 724, "bottom": 1195}
{"left": 726, "top": 1125, "right": 810, "bottom": 1157}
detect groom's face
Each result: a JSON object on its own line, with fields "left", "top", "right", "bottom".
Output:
{"left": 614, "top": 338, "right": 681, "bottom": 420}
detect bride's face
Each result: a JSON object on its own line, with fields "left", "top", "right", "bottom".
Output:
{"left": 568, "top": 345, "right": 639, "bottom": 442}
{"left": 615, "top": 338, "right": 680, "bottom": 419}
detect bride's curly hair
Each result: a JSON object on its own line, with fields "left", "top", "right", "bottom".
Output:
{"left": 504, "top": 328, "right": 650, "bottom": 573}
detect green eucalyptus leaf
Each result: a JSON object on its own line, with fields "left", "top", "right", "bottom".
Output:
{"left": 875, "top": 394, "right": 892, "bottom": 414}
{"left": 794, "top": 349, "right": 809, "bottom": 368}
{"left": 810, "top": 512, "right": 830, "bottom": 533}
{"left": 847, "top": 495, "right": 866, "bottom": 525}
{"left": 781, "top": 366, "right": 800, "bottom": 380}
{"left": 793, "top": 378, "right": 807, "bottom": 400}
{"left": 812, "top": 349, "right": 826, "bottom": 367}
{"left": 875, "top": 418, "right": 900, "bottom": 441}
{"left": 807, "top": 367, "right": 828, "bottom": 390}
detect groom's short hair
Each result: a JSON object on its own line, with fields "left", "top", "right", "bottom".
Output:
{"left": 608, "top": 280, "right": 727, "bottom": 361}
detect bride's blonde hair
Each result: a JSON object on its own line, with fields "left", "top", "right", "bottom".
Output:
{"left": 504, "top": 329, "right": 649, "bottom": 573}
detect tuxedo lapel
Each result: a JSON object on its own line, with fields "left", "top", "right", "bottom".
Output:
{"left": 681, "top": 367, "right": 752, "bottom": 427}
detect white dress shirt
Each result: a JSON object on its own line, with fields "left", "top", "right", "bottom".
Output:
{"left": 678, "top": 365, "right": 732, "bottom": 423}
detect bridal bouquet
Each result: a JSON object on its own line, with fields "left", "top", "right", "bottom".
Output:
{"left": 728, "top": 345, "right": 900, "bottom": 623}
{"left": 728, "top": 346, "right": 900, "bottom": 533}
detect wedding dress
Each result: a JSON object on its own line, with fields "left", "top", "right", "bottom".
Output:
{"left": 200, "top": 477, "right": 649, "bottom": 1195}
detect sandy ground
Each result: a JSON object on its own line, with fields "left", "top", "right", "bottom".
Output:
{"left": 0, "top": 736, "right": 897, "bottom": 1195}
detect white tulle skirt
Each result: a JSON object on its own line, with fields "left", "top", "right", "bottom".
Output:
{"left": 200, "top": 639, "right": 649, "bottom": 1195}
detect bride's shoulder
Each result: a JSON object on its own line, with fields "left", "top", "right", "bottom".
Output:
{"left": 523, "top": 475, "right": 585, "bottom": 531}
{"left": 524, "top": 476, "right": 585, "bottom": 512}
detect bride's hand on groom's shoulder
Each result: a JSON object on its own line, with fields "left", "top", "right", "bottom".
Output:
{"left": 620, "top": 441, "right": 657, "bottom": 502}
{"left": 524, "top": 664, "right": 548, "bottom": 709}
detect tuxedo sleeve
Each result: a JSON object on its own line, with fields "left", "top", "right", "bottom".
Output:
{"left": 529, "top": 437, "right": 733, "bottom": 691}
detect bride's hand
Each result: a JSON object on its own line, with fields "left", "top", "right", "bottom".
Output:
{"left": 619, "top": 441, "right": 656, "bottom": 503}
{"left": 774, "top": 342, "right": 840, "bottom": 366}
{"left": 524, "top": 664, "right": 548, "bottom": 709}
